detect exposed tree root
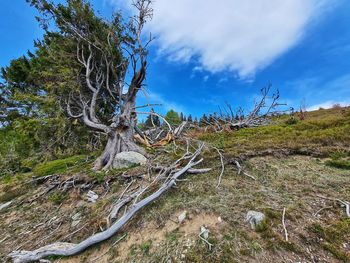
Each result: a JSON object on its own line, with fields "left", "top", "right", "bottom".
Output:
{"left": 316, "top": 195, "right": 350, "bottom": 217}
{"left": 9, "top": 144, "right": 207, "bottom": 263}
{"left": 234, "top": 160, "right": 256, "bottom": 180}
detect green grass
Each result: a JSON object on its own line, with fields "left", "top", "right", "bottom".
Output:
{"left": 325, "top": 159, "right": 350, "bottom": 170}
{"left": 139, "top": 240, "right": 152, "bottom": 255}
{"left": 310, "top": 219, "right": 350, "bottom": 261}
{"left": 32, "top": 155, "right": 89, "bottom": 176}
{"left": 165, "top": 228, "right": 182, "bottom": 243}
{"left": 198, "top": 107, "right": 350, "bottom": 157}
{"left": 48, "top": 192, "right": 67, "bottom": 205}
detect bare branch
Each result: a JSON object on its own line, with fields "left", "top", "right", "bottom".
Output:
{"left": 282, "top": 207, "right": 289, "bottom": 242}
{"left": 9, "top": 144, "right": 207, "bottom": 263}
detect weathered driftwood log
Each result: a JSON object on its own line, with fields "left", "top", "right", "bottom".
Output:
{"left": 9, "top": 144, "right": 206, "bottom": 263}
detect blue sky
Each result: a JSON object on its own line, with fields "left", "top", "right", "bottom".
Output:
{"left": 1, "top": 0, "right": 350, "bottom": 117}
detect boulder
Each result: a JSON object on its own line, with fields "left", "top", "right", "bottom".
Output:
{"left": 112, "top": 151, "right": 147, "bottom": 169}
{"left": 246, "top": 210, "right": 265, "bottom": 229}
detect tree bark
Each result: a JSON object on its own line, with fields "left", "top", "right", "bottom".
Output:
{"left": 93, "top": 100, "right": 145, "bottom": 171}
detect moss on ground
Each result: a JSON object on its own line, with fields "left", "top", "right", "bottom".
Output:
{"left": 32, "top": 155, "right": 89, "bottom": 176}
{"left": 310, "top": 219, "right": 350, "bottom": 261}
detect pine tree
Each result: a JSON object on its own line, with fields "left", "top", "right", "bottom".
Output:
{"left": 187, "top": 114, "right": 193, "bottom": 122}
{"left": 200, "top": 114, "right": 208, "bottom": 126}
{"left": 165, "top": 109, "right": 181, "bottom": 126}
{"left": 180, "top": 112, "right": 184, "bottom": 121}
{"left": 145, "top": 108, "right": 160, "bottom": 127}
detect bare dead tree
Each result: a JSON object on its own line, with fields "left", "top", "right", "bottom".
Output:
{"left": 207, "top": 84, "right": 285, "bottom": 131}
{"left": 31, "top": 0, "right": 155, "bottom": 171}
{"left": 76, "top": 0, "right": 154, "bottom": 171}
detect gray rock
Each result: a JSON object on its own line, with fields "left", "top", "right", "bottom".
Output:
{"left": 71, "top": 212, "right": 81, "bottom": 228}
{"left": 246, "top": 210, "right": 265, "bottom": 229}
{"left": 112, "top": 151, "right": 147, "bottom": 169}
{"left": 86, "top": 190, "right": 98, "bottom": 203}
{"left": 178, "top": 210, "right": 187, "bottom": 224}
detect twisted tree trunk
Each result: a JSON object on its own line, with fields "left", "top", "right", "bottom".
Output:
{"left": 93, "top": 100, "right": 145, "bottom": 171}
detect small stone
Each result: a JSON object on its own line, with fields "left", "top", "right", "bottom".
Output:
{"left": 86, "top": 190, "right": 98, "bottom": 203}
{"left": 71, "top": 220, "right": 80, "bottom": 228}
{"left": 178, "top": 211, "right": 187, "bottom": 224}
{"left": 71, "top": 212, "right": 81, "bottom": 228}
{"left": 218, "top": 216, "right": 223, "bottom": 223}
{"left": 246, "top": 211, "right": 265, "bottom": 229}
{"left": 72, "top": 213, "right": 80, "bottom": 220}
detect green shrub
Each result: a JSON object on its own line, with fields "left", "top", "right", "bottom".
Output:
{"left": 329, "top": 150, "right": 348, "bottom": 160}
{"left": 33, "top": 155, "right": 88, "bottom": 176}
{"left": 326, "top": 159, "right": 350, "bottom": 170}
{"left": 216, "top": 133, "right": 226, "bottom": 149}
{"left": 140, "top": 240, "right": 152, "bottom": 255}
{"left": 285, "top": 117, "right": 298, "bottom": 125}
{"left": 48, "top": 192, "right": 67, "bottom": 204}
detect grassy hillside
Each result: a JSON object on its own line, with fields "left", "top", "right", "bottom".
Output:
{"left": 1, "top": 107, "right": 350, "bottom": 263}
{"left": 199, "top": 106, "right": 350, "bottom": 158}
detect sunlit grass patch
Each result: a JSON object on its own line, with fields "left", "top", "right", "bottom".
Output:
{"left": 33, "top": 155, "right": 90, "bottom": 176}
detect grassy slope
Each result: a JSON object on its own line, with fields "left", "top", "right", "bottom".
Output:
{"left": 199, "top": 107, "right": 350, "bottom": 158}
{"left": 1, "top": 107, "right": 350, "bottom": 263}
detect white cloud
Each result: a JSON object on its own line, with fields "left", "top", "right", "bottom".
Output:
{"left": 193, "top": 66, "right": 203, "bottom": 72}
{"left": 146, "top": 0, "right": 334, "bottom": 78}
{"left": 307, "top": 100, "right": 350, "bottom": 111}
{"left": 107, "top": 0, "right": 337, "bottom": 78}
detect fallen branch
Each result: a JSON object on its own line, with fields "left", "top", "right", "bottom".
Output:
{"left": 215, "top": 147, "right": 225, "bottom": 188}
{"left": 282, "top": 207, "right": 288, "bottom": 242}
{"left": 313, "top": 206, "right": 333, "bottom": 217}
{"left": 234, "top": 161, "right": 256, "bottom": 180}
{"left": 198, "top": 226, "right": 213, "bottom": 250}
{"left": 9, "top": 144, "right": 207, "bottom": 263}
{"left": 174, "top": 121, "right": 188, "bottom": 137}
{"left": 315, "top": 195, "right": 350, "bottom": 217}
